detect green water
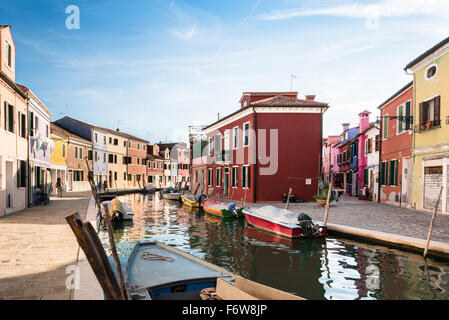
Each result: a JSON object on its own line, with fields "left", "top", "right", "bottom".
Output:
{"left": 99, "top": 193, "right": 449, "bottom": 300}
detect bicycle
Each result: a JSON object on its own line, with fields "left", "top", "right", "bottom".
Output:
{"left": 216, "top": 188, "right": 225, "bottom": 199}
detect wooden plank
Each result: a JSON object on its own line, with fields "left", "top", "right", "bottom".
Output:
{"left": 102, "top": 203, "right": 127, "bottom": 299}
{"left": 216, "top": 278, "right": 257, "bottom": 300}
{"left": 65, "top": 212, "right": 124, "bottom": 300}
{"left": 424, "top": 186, "right": 444, "bottom": 258}
{"left": 234, "top": 276, "right": 304, "bottom": 300}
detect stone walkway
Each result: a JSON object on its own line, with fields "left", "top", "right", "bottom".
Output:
{"left": 0, "top": 192, "right": 91, "bottom": 300}
{"left": 249, "top": 196, "right": 449, "bottom": 244}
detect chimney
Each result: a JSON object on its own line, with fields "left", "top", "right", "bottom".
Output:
{"left": 305, "top": 95, "right": 316, "bottom": 101}
{"left": 116, "top": 128, "right": 120, "bottom": 132}
{"left": 342, "top": 123, "right": 350, "bottom": 132}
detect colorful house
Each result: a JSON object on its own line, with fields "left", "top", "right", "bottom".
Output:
{"left": 404, "top": 36, "right": 449, "bottom": 213}
{"left": 49, "top": 123, "right": 68, "bottom": 194}
{"left": 203, "top": 91, "right": 329, "bottom": 203}
{"left": 18, "top": 85, "right": 53, "bottom": 206}
{"left": 0, "top": 25, "right": 29, "bottom": 215}
{"left": 334, "top": 123, "right": 359, "bottom": 193}
{"left": 191, "top": 140, "right": 208, "bottom": 194}
{"left": 147, "top": 144, "right": 164, "bottom": 188}
{"left": 356, "top": 111, "right": 372, "bottom": 196}
{"left": 364, "top": 124, "right": 380, "bottom": 201}
{"left": 378, "top": 82, "right": 414, "bottom": 206}
{"left": 322, "top": 136, "right": 340, "bottom": 184}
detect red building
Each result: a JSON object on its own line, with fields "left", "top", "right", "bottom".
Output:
{"left": 147, "top": 144, "right": 164, "bottom": 188}
{"left": 378, "top": 81, "right": 413, "bottom": 206}
{"left": 125, "top": 135, "right": 148, "bottom": 188}
{"left": 203, "top": 91, "right": 329, "bottom": 203}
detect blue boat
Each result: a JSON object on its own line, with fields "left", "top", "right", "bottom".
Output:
{"left": 125, "top": 241, "right": 303, "bottom": 300}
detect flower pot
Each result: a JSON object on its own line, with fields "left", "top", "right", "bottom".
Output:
{"left": 316, "top": 199, "right": 327, "bottom": 207}
{"left": 426, "top": 121, "right": 432, "bottom": 129}
{"left": 420, "top": 125, "right": 426, "bottom": 131}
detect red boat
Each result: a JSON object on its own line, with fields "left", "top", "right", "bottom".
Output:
{"left": 242, "top": 206, "right": 326, "bottom": 238}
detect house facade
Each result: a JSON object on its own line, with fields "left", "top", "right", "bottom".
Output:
{"left": 364, "top": 125, "right": 380, "bottom": 201}
{"left": 147, "top": 144, "right": 164, "bottom": 188}
{"left": 203, "top": 91, "right": 328, "bottom": 203}
{"left": 322, "top": 136, "right": 340, "bottom": 184}
{"left": 356, "top": 111, "right": 372, "bottom": 196}
{"left": 378, "top": 82, "right": 414, "bottom": 206}
{"left": 405, "top": 36, "right": 449, "bottom": 213}
{"left": 0, "top": 25, "right": 29, "bottom": 215}
{"left": 49, "top": 123, "right": 68, "bottom": 194}
{"left": 335, "top": 124, "right": 358, "bottom": 193}
{"left": 191, "top": 140, "right": 207, "bottom": 194}
{"left": 18, "top": 86, "right": 53, "bottom": 206}
{"left": 126, "top": 137, "right": 148, "bottom": 188}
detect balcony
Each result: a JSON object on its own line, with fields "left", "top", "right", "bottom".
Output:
{"left": 415, "top": 120, "right": 441, "bottom": 133}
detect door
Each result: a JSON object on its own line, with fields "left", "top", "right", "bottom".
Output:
{"left": 224, "top": 168, "right": 229, "bottom": 197}
{"left": 5, "top": 161, "right": 13, "bottom": 212}
{"left": 68, "top": 170, "right": 73, "bottom": 191}
{"left": 402, "top": 158, "right": 411, "bottom": 206}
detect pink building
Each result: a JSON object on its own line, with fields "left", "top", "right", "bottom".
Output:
{"left": 322, "top": 136, "right": 340, "bottom": 184}
{"left": 357, "top": 110, "right": 374, "bottom": 196}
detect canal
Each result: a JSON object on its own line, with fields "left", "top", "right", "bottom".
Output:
{"left": 99, "top": 193, "right": 449, "bottom": 300}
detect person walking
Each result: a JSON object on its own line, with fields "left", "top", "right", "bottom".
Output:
{"left": 55, "top": 177, "right": 64, "bottom": 198}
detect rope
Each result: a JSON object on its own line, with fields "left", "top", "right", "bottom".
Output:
{"left": 140, "top": 251, "right": 174, "bottom": 262}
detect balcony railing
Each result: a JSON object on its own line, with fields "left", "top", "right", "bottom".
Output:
{"left": 414, "top": 120, "right": 441, "bottom": 133}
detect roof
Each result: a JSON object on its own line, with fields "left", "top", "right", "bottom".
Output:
{"left": 0, "top": 70, "right": 28, "bottom": 100}
{"left": 239, "top": 91, "right": 298, "bottom": 102}
{"left": 205, "top": 95, "right": 329, "bottom": 130}
{"left": 250, "top": 95, "right": 329, "bottom": 107}
{"left": 378, "top": 81, "right": 413, "bottom": 110}
{"left": 147, "top": 154, "right": 164, "bottom": 160}
{"left": 0, "top": 25, "right": 11, "bottom": 29}
{"left": 56, "top": 116, "right": 148, "bottom": 143}
{"left": 16, "top": 84, "right": 53, "bottom": 117}
{"left": 51, "top": 123, "right": 92, "bottom": 144}
{"left": 404, "top": 36, "right": 449, "bottom": 70}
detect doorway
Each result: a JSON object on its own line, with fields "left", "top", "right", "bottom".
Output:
{"left": 5, "top": 160, "right": 13, "bottom": 213}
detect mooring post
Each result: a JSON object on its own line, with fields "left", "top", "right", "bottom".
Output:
{"left": 423, "top": 186, "right": 443, "bottom": 258}
{"left": 285, "top": 188, "right": 292, "bottom": 210}
{"left": 323, "top": 183, "right": 333, "bottom": 226}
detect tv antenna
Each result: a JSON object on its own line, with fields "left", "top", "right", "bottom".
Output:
{"left": 290, "top": 74, "right": 297, "bottom": 91}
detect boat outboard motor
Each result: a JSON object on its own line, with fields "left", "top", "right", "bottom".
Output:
{"left": 297, "top": 213, "right": 318, "bottom": 236}
{"left": 227, "top": 203, "right": 237, "bottom": 215}
{"left": 197, "top": 194, "right": 207, "bottom": 206}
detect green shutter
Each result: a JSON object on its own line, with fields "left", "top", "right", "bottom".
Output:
{"left": 389, "top": 160, "right": 395, "bottom": 186}
{"left": 364, "top": 168, "right": 368, "bottom": 186}
{"left": 383, "top": 117, "right": 388, "bottom": 139}
{"left": 398, "top": 106, "right": 403, "bottom": 133}
{"left": 405, "top": 101, "right": 411, "bottom": 130}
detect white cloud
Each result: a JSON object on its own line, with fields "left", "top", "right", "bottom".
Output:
{"left": 256, "top": 0, "right": 449, "bottom": 21}
{"left": 172, "top": 27, "right": 196, "bottom": 39}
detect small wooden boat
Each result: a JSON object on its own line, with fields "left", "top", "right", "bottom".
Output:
{"left": 201, "top": 199, "right": 244, "bottom": 218}
{"left": 125, "top": 241, "right": 303, "bottom": 300}
{"left": 242, "top": 206, "right": 326, "bottom": 238}
{"left": 161, "top": 187, "right": 183, "bottom": 201}
{"left": 101, "top": 198, "right": 134, "bottom": 221}
{"left": 181, "top": 194, "right": 199, "bottom": 208}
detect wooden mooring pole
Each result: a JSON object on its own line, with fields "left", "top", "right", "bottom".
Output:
{"left": 423, "top": 186, "right": 444, "bottom": 258}
{"left": 285, "top": 188, "right": 292, "bottom": 210}
{"left": 323, "top": 183, "right": 333, "bottom": 226}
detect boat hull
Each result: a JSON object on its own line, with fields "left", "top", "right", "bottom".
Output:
{"left": 243, "top": 210, "right": 326, "bottom": 238}
{"left": 181, "top": 195, "right": 199, "bottom": 208}
{"left": 201, "top": 199, "right": 244, "bottom": 218}
{"left": 163, "top": 193, "right": 182, "bottom": 200}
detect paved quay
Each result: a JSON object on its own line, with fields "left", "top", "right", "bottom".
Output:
{"left": 248, "top": 195, "right": 449, "bottom": 244}
{"left": 0, "top": 191, "right": 95, "bottom": 300}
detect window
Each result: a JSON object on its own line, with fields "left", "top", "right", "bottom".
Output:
{"left": 137, "top": 158, "right": 140, "bottom": 165}
{"left": 128, "top": 142, "right": 131, "bottom": 148}
{"left": 104, "top": 136, "right": 106, "bottom": 144}
{"left": 114, "top": 172, "right": 117, "bottom": 180}
{"left": 383, "top": 116, "right": 388, "bottom": 140}
{"left": 109, "top": 137, "right": 112, "bottom": 144}
{"left": 62, "top": 145, "right": 66, "bottom": 158}
{"left": 79, "top": 148, "right": 83, "bottom": 159}
{"left": 73, "top": 170, "right": 84, "bottom": 181}
{"left": 242, "top": 165, "right": 250, "bottom": 189}
{"left": 208, "top": 168, "right": 213, "bottom": 186}
{"left": 46, "top": 124, "right": 49, "bottom": 138}
{"left": 124, "top": 172, "right": 127, "bottom": 180}
{"left": 419, "top": 96, "right": 440, "bottom": 128}
{"left": 17, "top": 160, "right": 26, "bottom": 188}
{"left": 95, "top": 133, "right": 98, "bottom": 142}
{"left": 19, "top": 112, "right": 26, "bottom": 138}
{"left": 243, "top": 122, "right": 250, "bottom": 146}
{"left": 208, "top": 137, "right": 213, "bottom": 155}
{"left": 425, "top": 64, "right": 438, "bottom": 81}
{"left": 114, "top": 155, "right": 117, "bottom": 163}
{"left": 124, "top": 141, "right": 127, "bottom": 147}
{"left": 88, "top": 150, "right": 93, "bottom": 161}
{"left": 6, "top": 40, "right": 12, "bottom": 68}
{"left": 380, "top": 162, "right": 388, "bottom": 186}
{"left": 231, "top": 166, "right": 239, "bottom": 188}
{"left": 389, "top": 160, "right": 398, "bottom": 186}
{"left": 75, "top": 147, "right": 78, "bottom": 159}
{"left": 137, "top": 144, "right": 140, "bottom": 149}
{"left": 216, "top": 168, "right": 221, "bottom": 187}
{"left": 109, "top": 154, "right": 114, "bottom": 163}
{"left": 153, "top": 162, "right": 156, "bottom": 169}
{"left": 224, "top": 131, "right": 230, "bottom": 161}
{"left": 233, "top": 126, "right": 239, "bottom": 149}
{"left": 103, "top": 153, "right": 106, "bottom": 162}
{"left": 375, "top": 135, "right": 380, "bottom": 152}
{"left": 127, "top": 174, "right": 131, "bottom": 181}
{"left": 4, "top": 102, "right": 14, "bottom": 133}
{"left": 113, "top": 138, "right": 118, "bottom": 145}
{"left": 215, "top": 134, "right": 222, "bottom": 161}
{"left": 143, "top": 145, "right": 145, "bottom": 151}
{"left": 94, "top": 151, "right": 98, "bottom": 161}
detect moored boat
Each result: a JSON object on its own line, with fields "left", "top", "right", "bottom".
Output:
{"left": 181, "top": 193, "right": 207, "bottom": 208}
{"left": 242, "top": 206, "right": 326, "bottom": 238}
{"left": 201, "top": 199, "right": 244, "bottom": 218}
{"left": 125, "top": 241, "right": 303, "bottom": 300}
{"left": 101, "top": 198, "right": 134, "bottom": 221}
{"left": 161, "top": 187, "right": 183, "bottom": 201}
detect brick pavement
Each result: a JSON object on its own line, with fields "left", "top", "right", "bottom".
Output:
{"left": 0, "top": 192, "right": 91, "bottom": 300}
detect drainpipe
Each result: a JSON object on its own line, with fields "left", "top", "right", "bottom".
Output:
{"left": 252, "top": 107, "right": 257, "bottom": 203}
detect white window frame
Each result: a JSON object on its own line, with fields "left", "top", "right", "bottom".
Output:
{"left": 5, "top": 39, "right": 13, "bottom": 71}
{"left": 208, "top": 168, "right": 213, "bottom": 187}
{"left": 216, "top": 168, "right": 221, "bottom": 187}
{"left": 424, "top": 63, "right": 438, "bottom": 81}
{"left": 243, "top": 121, "right": 250, "bottom": 147}
{"left": 242, "top": 165, "right": 250, "bottom": 189}
{"left": 208, "top": 137, "right": 213, "bottom": 156}
{"left": 231, "top": 166, "right": 239, "bottom": 188}
{"left": 233, "top": 126, "right": 239, "bottom": 149}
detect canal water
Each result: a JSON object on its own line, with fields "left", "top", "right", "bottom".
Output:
{"left": 99, "top": 193, "right": 449, "bottom": 300}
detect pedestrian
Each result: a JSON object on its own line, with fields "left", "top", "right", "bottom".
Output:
{"left": 55, "top": 178, "right": 64, "bottom": 198}
{"left": 103, "top": 180, "right": 108, "bottom": 193}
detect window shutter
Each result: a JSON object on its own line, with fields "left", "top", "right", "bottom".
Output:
{"left": 405, "top": 101, "right": 411, "bottom": 130}
{"left": 364, "top": 168, "right": 368, "bottom": 186}
{"left": 398, "top": 105, "right": 403, "bottom": 133}
{"left": 247, "top": 166, "right": 251, "bottom": 189}
{"left": 419, "top": 102, "right": 425, "bottom": 125}
{"left": 434, "top": 96, "right": 440, "bottom": 123}
{"left": 383, "top": 117, "right": 388, "bottom": 139}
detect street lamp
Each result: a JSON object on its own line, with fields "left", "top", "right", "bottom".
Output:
{"left": 375, "top": 115, "right": 413, "bottom": 203}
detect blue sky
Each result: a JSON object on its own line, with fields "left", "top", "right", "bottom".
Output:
{"left": 2, "top": 0, "right": 448, "bottom": 143}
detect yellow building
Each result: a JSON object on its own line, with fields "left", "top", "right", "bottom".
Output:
{"left": 50, "top": 123, "right": 69, "bottom": 193}
{"left": 405, "top": 36, "right": 449, "bottom": 213}
{"left": 103, "top": 129, "right": 128, "bottom": 189}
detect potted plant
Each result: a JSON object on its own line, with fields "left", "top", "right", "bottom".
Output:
{"left": 420, "top": 123, "right": 426, "bottom": 131}
{"left": 426, "top": 120, "right": 432, "bottom": 129}
{"left": 313, "top": 187, "right": 334, "bottom": 207}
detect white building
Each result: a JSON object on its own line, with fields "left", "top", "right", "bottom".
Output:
{"left": 365, "top": 125, "right": 380, "bottom": 201}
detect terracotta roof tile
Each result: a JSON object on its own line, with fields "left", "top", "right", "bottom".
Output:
{"left": 250, "top": 95, "right": 328, "bottom": 107}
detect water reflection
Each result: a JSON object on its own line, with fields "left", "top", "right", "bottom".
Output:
{"left": 99, "top": 193, "right": 449, "bottom": 300}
